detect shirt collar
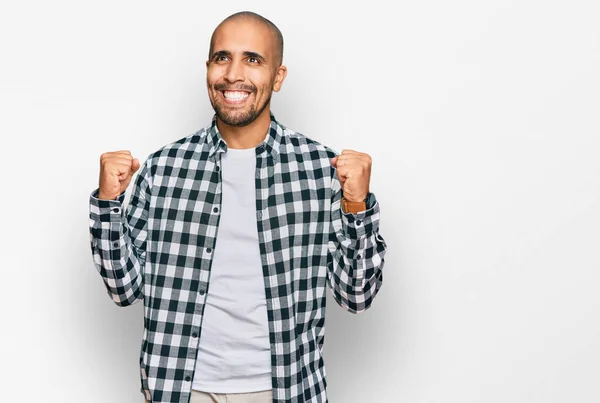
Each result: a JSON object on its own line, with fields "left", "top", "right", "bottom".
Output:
{"left": 205, "top": 112, "right": 283, "bottom": 160}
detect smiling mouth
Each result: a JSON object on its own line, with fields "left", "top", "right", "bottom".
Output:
{"left": 222, "top": 90, "right": 250, "bottom": 102}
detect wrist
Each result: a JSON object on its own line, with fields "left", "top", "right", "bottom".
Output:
{"left": 343, "top": 195, "right": 367, "bottom": 203}
{"left": 341, "top": 196, "right": 367, "bottom": 214}
{"left": 97, "top": 191, "right": 119, "bottom": 201}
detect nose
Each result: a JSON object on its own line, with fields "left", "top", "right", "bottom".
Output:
{"left": 224, "top": 59, "right": 244, "bottom": 83}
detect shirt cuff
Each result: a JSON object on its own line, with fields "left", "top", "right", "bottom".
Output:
{"left": 89, "top": 188, "right": 127, "bottom": 223}
{"left": 340, "top": 192, "right": 380, "bottom": 239}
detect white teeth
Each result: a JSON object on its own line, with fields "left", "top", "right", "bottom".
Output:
{"left": 223, "top": 91, "right": 249, "bottom": 100}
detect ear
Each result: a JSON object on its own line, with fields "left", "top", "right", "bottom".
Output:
{"left": 273, "top": 65, "right": 288, "bottom": 92}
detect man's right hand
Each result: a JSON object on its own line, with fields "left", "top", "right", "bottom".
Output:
{"left": 97, "top": 151, "right": 140, "bottom": 200}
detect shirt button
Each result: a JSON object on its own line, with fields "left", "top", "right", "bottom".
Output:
{"left": 199, "top": 290, "right": 205, "bottom": 295}
{"left": 356, "top": 220, "right": 362, "bottom": 226}
{"left": 113, "top": 242, "right": 119, "bottom": 248}
{"left": 206, "top": 248, "right": 212, "bottom": 253}
{"left": 192, "top": 332, "right": 198, "bottom": 338}
{"left": 112, "top": 208, "right": 120, "bottom": 213}
{"left": 257, "top": 211, "right": 262, "bottom": 219}
{"left": 213, "top": 207, "right": 219, "bottom": 213}
{"left": 357, "top": 254, "right": 362, "bottom": 260}
{"left": 185, "top": 376, "right": 191, "bottom": 382}
{"left": 216, "top": 165, "right": 220, "bottom": 171}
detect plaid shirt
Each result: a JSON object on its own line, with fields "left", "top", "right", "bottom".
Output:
{"left": 89, "top": 113, "right": 387, "bottom": 403}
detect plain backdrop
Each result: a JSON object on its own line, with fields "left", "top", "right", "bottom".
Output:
{"left": 1, "top": 1, "right": 599, "bottom": 402}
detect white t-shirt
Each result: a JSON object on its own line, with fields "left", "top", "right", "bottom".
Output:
{"left": 192, "top": 146, "right": 272, "bottom": 393}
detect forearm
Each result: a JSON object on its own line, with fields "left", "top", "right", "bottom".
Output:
{"left": 89, "top": 189, "right": 145, "bottom": 306}
{"left": 327, "top": 191, "right": 387, "bottom": 313}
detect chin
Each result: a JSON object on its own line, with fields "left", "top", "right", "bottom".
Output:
{"left": 218, "top": 112, "right": 256, "bottom": 127}
{"left": 213, "top": 104, "right": 257, "bottom": 126}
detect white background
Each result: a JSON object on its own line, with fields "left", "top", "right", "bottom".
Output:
{"left": 1, "top": 1, "right": 599, "bottom": 402}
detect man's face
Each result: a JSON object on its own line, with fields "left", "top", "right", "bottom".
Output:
{"left": 206, "top": 19, "right": 286, "bottom": 127}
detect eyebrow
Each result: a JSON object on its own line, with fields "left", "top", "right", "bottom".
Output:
{"left": 210, "top": 50, "right": 266, "bottom": 62}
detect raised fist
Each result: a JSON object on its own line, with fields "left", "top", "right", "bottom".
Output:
{"left": 97, "top": 151, "right": 140, "bottom": 200}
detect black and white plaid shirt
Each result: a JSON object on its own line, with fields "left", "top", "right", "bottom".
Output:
{"left": 89, "top": 113, "right": 387, "bottom": 403}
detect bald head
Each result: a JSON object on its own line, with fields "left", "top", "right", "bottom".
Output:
{"left": 209, "top": 11, "right": 284, "bottom": 66}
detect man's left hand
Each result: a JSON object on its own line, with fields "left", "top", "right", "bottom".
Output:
{"left": 330, "top": 149, "right": 372, "bottom": 202}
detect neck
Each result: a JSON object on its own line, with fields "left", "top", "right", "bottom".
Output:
{"left": 217, "top": 106, "right": 272, "bottom": 149}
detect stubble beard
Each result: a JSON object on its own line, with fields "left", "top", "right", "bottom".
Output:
{"left": 210, "top": 86, "right": 272, "bottom": 127}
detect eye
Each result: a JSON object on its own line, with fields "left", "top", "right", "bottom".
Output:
{"left": 217, "top": 55, "right": 229, "bottom": 62}
{"left": 248, "top": 56, "right": 259, "bottom": 63}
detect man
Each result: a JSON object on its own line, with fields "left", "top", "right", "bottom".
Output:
{"left": 89, "top": 11, "right": 387, "bottom": 403}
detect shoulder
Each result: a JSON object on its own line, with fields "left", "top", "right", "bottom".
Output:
{"left": 276, "top": 121, "right": 340, "bottom": 194}
{"left": 279, "top": 122, "right": 338, "bottom": 161}
{"left": 150, "top": 126, "right": 209, "bottom": 160}
{"left": 140, "top": 124, "right": 211, "bottom": 174}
